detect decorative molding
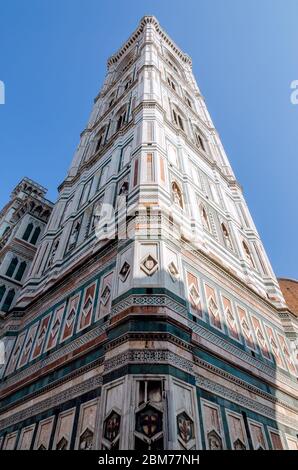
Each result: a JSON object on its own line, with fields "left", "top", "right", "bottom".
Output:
{"left": 196, "top": 375, "right": 298, "bottom": 430}
{"left": 191, "top": 321, "right": 296, "bottom": 388}
{"left": 0, "top": 324, "right": 107, "bottom": 392}
{"left": 103, "top": 349, "right": 193, "bottom": 374}
{"left": 111, "top": 293, "right": 187, "bottom": 317}
{"left": 0, "top": 375, "right": 102, "bottom": 431}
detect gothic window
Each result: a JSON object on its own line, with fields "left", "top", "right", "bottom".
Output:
{"left": 0, "top": 285, "right": 6, "bottom": 304}
{"left": 108, "top": 92, "right": 115, "bottom": 108}
{"left": 172, "top": 182, "right": 183, "bottom": 209}
{"left": 79, "top": 179, "right": 92, "bottom": 208}
{"left": 193, "top": 126, "right": 206, "bottom": 151}
{"left": 221, "top": 222, "right": 232, "bottom": 250}
{"left": 6, "top": 257, "right": 18, "bottom": 278}
{"left": 67, "top": 219, "right": 81, "bottom": 252}
{"left": 15, "top": 261, "right": 27, "bottom": 282}
{"left": 184, "top": 94, "right": 192, "bottom": 108}
{"left": 124, "top": 77, "right": 132, "bottom": 91}
{"left": 118, "top": 181, "right": 129, "bottom": 196}
{"left": 2, "top": 288, "right": 15, "bottom": 312}
{"left": 115, "top": 106, "right": 127, "bottom": 132}
{"left": 61, "top": 198, "right": 73, "bottom": 225}
{"left": 91, "top": 201, "right": 102, "bottom": 233}
{"left": 167, "top": 76, "right": 176, "bottom": 91}
{"left": 30, "top": 226, "right": 41, "bottom": 245}
{"left": 47, "top": 238, "right": 60, "bottom": 267}
{"left": 22, "top": 223, "right": 34, "bottom": 242}
{"left": 172, "top": 109, "right": 184, "bottom": 131}
{"left": 242, "top": 241, "right": 256, "bottom": 268}
{"left": 96, "top": 127, "right": 106, "bottom": 152}
{"left": 200, "top": 205, "right": 211, "bottom": 232}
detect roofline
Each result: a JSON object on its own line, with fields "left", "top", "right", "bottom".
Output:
{"left": 107, "top": 15, "right": 192, "bottom": 68}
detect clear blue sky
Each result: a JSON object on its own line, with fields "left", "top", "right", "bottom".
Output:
{"left": 0, "top": 0, "right": 297, "bottom": 279}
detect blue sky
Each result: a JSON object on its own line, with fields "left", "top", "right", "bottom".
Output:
{"left": 0, "top": 0, "right": 297, "bottom": 279}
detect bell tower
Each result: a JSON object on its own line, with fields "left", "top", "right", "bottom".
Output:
{"left": 0, "top": 16, "right": 297, "bottom": 451}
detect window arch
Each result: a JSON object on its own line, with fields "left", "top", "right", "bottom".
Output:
{"left": 115, "top": 105, "right": 127, "bottom": 133}
{"left": 22, "top": 223, "right": 34, "bottom": 241}
{"left": 221, "top": 223, "right": 232, "bottom": 250}
{"left": 172, "top": 181, "right": 184, "bottom": 209}
{"left": 95, "top": 126, "right": 107, "bottom": 153}
{"left": 2, "top": 288, "right": 15, "bottom": 312}
{"left": 167, "top": 75, "right": 177, "bottom": 91}
{"left": 15, "top": 261, "right": 27, "bottom": 282}
{"left": 172, "top": 107, "right": 185, "bottom": 131}
{"left": 0, "top": 285, "right": 6, "bottom": 304}
{"left": 193, "top": 126, "right": 206, "bottom": 151}
{"left": 6, "top": 257, "right": 18, "bottom": 278}
{"left": 200, "top": 205, "right": 211, "bottom": 232}
{"left": 30, "top": 226, "right": 41, "bottom": 245}
{"left": 242, "top": 241, "right": 255, "bottom": 268}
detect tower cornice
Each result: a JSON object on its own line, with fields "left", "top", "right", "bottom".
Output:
{"left": 107, "top": 15, "right": 192, "bottom": 68}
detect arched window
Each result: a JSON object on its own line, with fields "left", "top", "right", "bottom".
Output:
{"left": 221, "top": 223, "right": 232, "bottom": 250}
{"left": 95, "top": 127, "right": 106, "bottom": 153}
{"left": 242, "top": 241, "right": 255, "bottom": 268}
{"left": 201, "top": 205, "right": 211, "bottom": 232}
{"left": 22, "top": 223, "right": 34, "bottom": 241}
{"left": 194, "top": 126, "right": 206, "bottom": 151}
{"left": 6, "top": 257, "right": 18, "bottom": 278}
{"left": 15, "top": 261, "right": 27, "bottom": 282}
{"left": 0, "top": 285, "right": 6, "bottom": 304}
{"left": 172, "top": 108, "right": 184, "bottom": 131}
{"left": 172, "top": 182, "right": 183, "bottom": 209}
{"left": 116, "top": 108, "right": 127, "bottom": 132}
{"left": 124, "top": 76, "right": 132, "bottom": 91}
{"left": 30, "top": 226, "right": 41, "bottom": 245}
{"left": 2, "top": 288, "right": 15, "bottom": 312}
{"left": 167, "top": 76, "right": 176, "bottom": 91}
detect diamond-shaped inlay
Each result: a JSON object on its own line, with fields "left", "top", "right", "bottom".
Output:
{"left": 241, "top": 318, "right": 250, "bottom": 337}
{"left": 189, "top": 284, "right": 200, "bottom": 305}
{"left": 208, "top": 297, "right": 219, "bottom": 317}
{"left": 82, "top": 297, "right": 93, "bottom": 317}
{"left": 226, "top": 308, "right": 235, "bottom": 325}
{"left": 66, "top": 307, "right": 76, "bottom": 327}
{"left": 119, "top": 261, "right": 130, "bottom": 282}
{"left": 101, "top": 285, "right": 111, "bottom": 305}
{"left": 140, "top": 254, "right": 158, "bottom": 276}
{"left": 168, "top": 261, "right": 179, "bottom": 282}
{"left": 256, "top": 328, "right": 265, "bottom": 345}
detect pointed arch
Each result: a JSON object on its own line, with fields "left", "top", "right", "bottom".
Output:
{"left": 22, "top": 222, "right": 34, "bottom": 242}
{"left": 242, "top": 240, "right": 255, "bottom": 268}
{"left": 221, "top": 222, "right": 232, "bottom": 250}
{"left": 200, "top": 204, "right": 211, "bottom": 232}
{"left": 0, "top": 285, "right": 6, "bottom": 304}
{"left": 30, "top": 226, "right": 41, "bottom": 245}
{"left": 171, "top": 181, "right": 184, "bottom": 209}
{"left": 6, "top": 257, "right": 18, "bottom": 278}
{"left": 2, "top": 288, "right": 15, "bottom": 312}
{"left": 15, "top": 261, "right": 27, "bottom": 282}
